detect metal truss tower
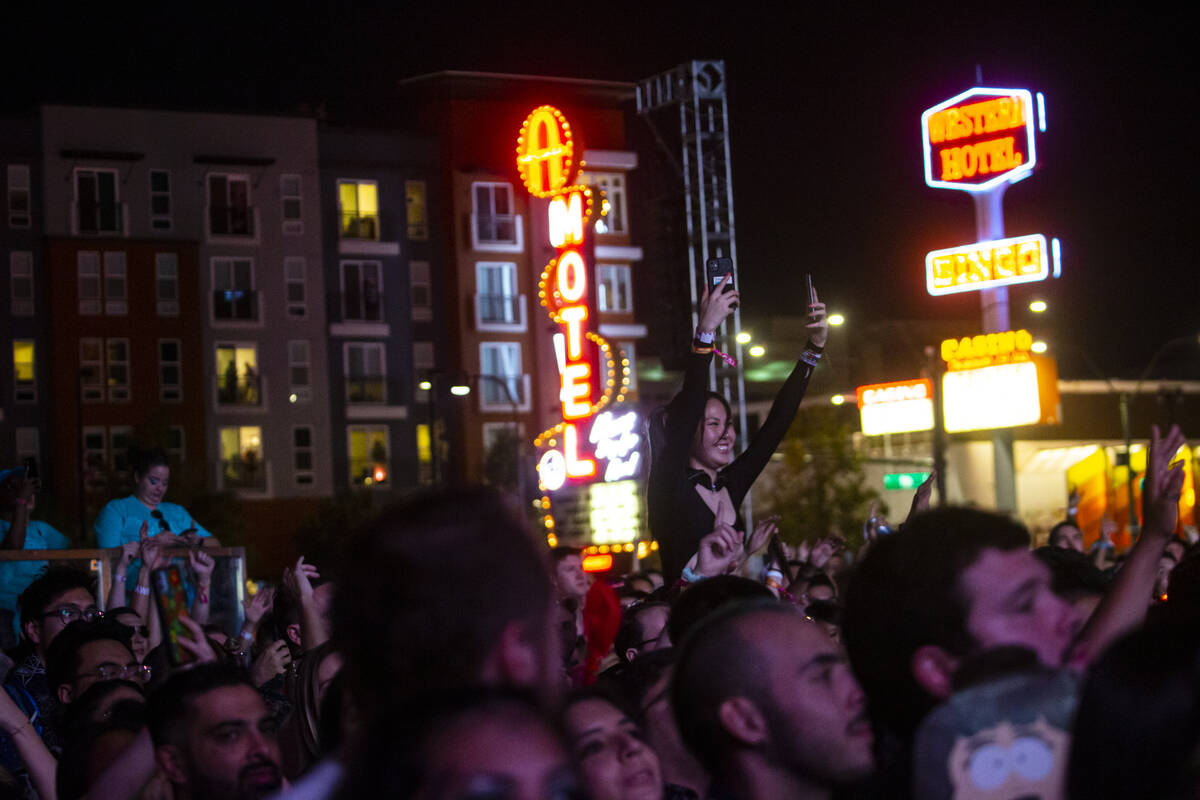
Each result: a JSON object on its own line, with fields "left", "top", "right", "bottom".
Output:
{"left": 637, "top": 61, "right": 750, "bottom": 496}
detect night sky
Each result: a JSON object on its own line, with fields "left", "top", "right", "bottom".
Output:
{"left": 4, "top": 3, "right": 1195, "bottom": 379}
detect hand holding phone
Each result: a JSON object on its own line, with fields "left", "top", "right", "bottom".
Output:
{"left": 152, "top": 565, "right": 193, "bottom": 666}
{"left": 706, "top": 257, "right": 737, "bottom": 305}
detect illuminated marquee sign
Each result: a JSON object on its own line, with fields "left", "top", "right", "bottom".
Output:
{"left": 926, "top": 234, "right": 1048, "bottom": 296}
{"left": 856, "top": 378, "right": 934, "bottom": 436}
{"left": 516, "top": 106, "right": 633, "bottom": 493}
{"left": 940, "top": 329, "right": 1034, "bottom": 372}
{"left": 922, "top": 88, "right": 1037, "bottom": 192}
{"left": 939, "top": 329, "right": 1060, "bottom": 433}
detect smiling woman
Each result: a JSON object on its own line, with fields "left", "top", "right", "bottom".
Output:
{"left": 563, "top": 690, "right": 664, "bottom": 800}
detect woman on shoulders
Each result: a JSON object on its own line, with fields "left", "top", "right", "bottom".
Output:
{"left": 95, "top": 446, "right": 211, "bottom": 549}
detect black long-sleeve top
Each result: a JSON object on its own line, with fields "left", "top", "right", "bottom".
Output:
{"left": 647, "top": 346, "right": 820, "bottom": 584}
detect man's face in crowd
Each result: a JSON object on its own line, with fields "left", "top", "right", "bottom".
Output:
{"left": 159, "top": 685, "right": 282, "bottom": 800}
{"left": 59, "top": 638, "right": 140, "bottom": 704}
{"left": 29, "top": 587, "right": 97, "bottom": 653}
{"left": 416, "top": 706, "right": 579, "bottom": 800}
{"left": 555, "top": 555, "right": 591, "bottom": 600}
{"left": 1053, "top": 525, "right": 1084, "bottom": 553}
{"left": 743, "top": 613, "right": 874, "bottom": 785}
{"left": 960, "top": 548, "right": 1083, "bottom": 667}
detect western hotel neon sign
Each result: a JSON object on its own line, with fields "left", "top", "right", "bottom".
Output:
{"left": 921, "top": 88, "right": 1037, "bottom": 192}
{"left": 516, "top": 106, "right": 630, "bottom": 493}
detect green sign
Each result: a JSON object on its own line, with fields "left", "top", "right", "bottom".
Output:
{"left": 884, "top": 472, "right": 930, "bottom": 491}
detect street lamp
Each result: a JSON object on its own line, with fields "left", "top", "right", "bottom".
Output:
{"left": 736, "top": 331, "right": 752, "bottom": 344}
{"left": 1031, "top": 340, "right": 1048, "bottom": 354}
{"left": 1029, "top": 300, "right": 1048, "bottom": 313}
{"left": 830, "top": 394, "right": 846, "bottom": 405}
{"left": 828, "top": 313, "right": 846, "bottom": 326}
{"left": 748, "top": 345, "right": 766, "bottom": 358}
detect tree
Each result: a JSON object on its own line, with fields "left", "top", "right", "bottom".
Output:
{"left": 762, "top": 406, "right": 883, "bottom": 550}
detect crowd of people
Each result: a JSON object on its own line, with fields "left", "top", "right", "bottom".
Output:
{"left": 0, "top": 277, "right": 1195, "bottom": 800}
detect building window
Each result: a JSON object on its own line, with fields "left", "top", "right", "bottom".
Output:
{"left": 74, "top": 168, "right": 122, "bottom": 234}
{"left": 15, "top": 427, "right": 39, "bottom": 465}
{"left": 103, "top": 252, "right": 128, "bottom": 315}
{"left": 338, "top": 180, "right": 378, "bottom": 240}
{"left": 220, "top": 426, "right": 265, "bottom": 490}
{"left": 406, "top": 180, "right": 428, "bottom": 240}
{"left": 284, "top": 257, "right": 307, "bottom": 319}
{"left": 106, "top": 338, "right": 130, "bottom": 402}
{"left": 166, "top": 425, "right": 186, "bottom": 463}
{"left": 288, "top": 340, "right": 312, "bottom": 403}
{"left": 341, "top": 260, "right": 383, "bottom": 322}
{"left": 82, "top": 427, "right": 107, "bottom": 491}
{"left": 410, "top": 260, "right": 432, "bottom": 322}
{"left": 345, "top": 342, "right": 386, "bottom": 404}
{"left": 476, "top": 262, "right": 521, "bottom": 325}
{"left": 216, "top": 344, "right": 261, "bottom": 406}
{"left": 12, "top": 340, "right": 35, "bottom": 403}
{"left": 280, "top": 174, "right": 303, "bottom": 234}
{"left": 471, "top": 182, "right": 517, "bottom": 245}
{"left": 80, "top": 339, "right": 103, "bottom": 402}
{"left": 293, "top": 426, "right": 314, "bottom": 486}
{"left": 212, "top": 258, "right": 258, "bottom": 322}
{"left": 596, "top": 264, "right": 632, "bottom": 313}
{"left": 160, "top": 339, "right": 182, "bottom": 402}
{"left": 78, "top": 252, "right": 101, "bottom": 314}
{"left": 585, "top": 172, "right": 627, "bottom": 235}
{"left": 150, "top": 169, "right": 171, "bottom": 230}
{"left": 479, "top": 342, "right": 525, "bottom": 408}
{"left": 348, "top": 425, "right": 389, "bottom": 487}
{"left": 156, "top": 253, "right": 179, "bottom": 316}
{"left": 10, "top": 251, "right": 33, "bottom": 316}
{"left": 413, "top": 341, "right": 435, "bottom": 371}
{"left": 482, "top": 421, "right": 521, "bottom": 463}
{"left": 416, "top": 423, "right": 433, "bottom": 486}
{"left": 8, "top": 165, "right": 30, "bottom": 228}
{"left": 207, "top": 174, "right": 254, "bottom": 236}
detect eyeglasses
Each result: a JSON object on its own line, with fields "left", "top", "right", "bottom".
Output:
{"left": 76, "top": 662, "right": 152, "bottom": 685}
{"left": 150, "top": 509, "right": 170, "bottom": 532}
{"left": 42, "top": 605, "right": 102, "bottom": 624}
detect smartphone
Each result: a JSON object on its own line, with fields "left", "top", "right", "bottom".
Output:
{"left": 705, "top": 257, "right": 735, "bottom": 296}
{"left": 805, "top": 273, "right": 816, "bottom": 305}
{"left": 22, "top": 457, "right": 37, "bottom": 481}
{"left": 151, "top": 565, "right": 193, "bottom": 666}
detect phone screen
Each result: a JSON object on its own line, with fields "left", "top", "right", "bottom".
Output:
{"left": 152, "top": 565, "right": 193, "bottom": 666}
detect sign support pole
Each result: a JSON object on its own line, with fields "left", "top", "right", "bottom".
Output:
{"left": 973, "top": 186, "right": 1017, "bottom": 513}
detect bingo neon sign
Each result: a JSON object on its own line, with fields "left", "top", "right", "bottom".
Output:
{"left": 516, "top": 106, "right": 633, "bottom": 492}
{"left": 922, "top": 88, "right": 1037, "bottom": 192}
{"left": 925, "top": 233, "right": 1049, "bottom": 296}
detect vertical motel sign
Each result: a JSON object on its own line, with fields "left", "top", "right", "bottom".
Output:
{"left": 516, "top": 106, "right": 630, "bottom": 492}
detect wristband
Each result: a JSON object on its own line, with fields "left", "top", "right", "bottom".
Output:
{"left": 197, "top": 588, "right": 209, "bottom": 604}
{"left": 134, "top": 585, "right": 151, "bottom": 597}
{"left": 682, "top": 565, "right": 706, "bottom": 583}
{"left": 799, "top": 348, "right": 823, "bottom": 368}
{"left": 695, "top": 330, "right": 715, "bottom": 343}
{"left": 115, "top": 572, "right": 126, "bottom": 582}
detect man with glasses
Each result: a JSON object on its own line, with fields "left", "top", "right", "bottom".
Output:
{"left": 613, "top": 601, "right": 671, "bottom": 665}
{"left": 46, "top": 618, "right": 149, "bottom": 707}
{"left": 1, "top": 565, "right": 97, "bottom": 789}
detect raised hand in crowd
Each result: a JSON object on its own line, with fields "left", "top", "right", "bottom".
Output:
{"left": 694, "top": 505, "right": 743, "bottom": 579}
{"left": 908, "top": 468, "right": 937, "bottom": 520}
{"left": 175, "top": 614, "right": 219, "bottom": 664}
{"left": 697, "top": 274, "right": 739, "bottom": 334}
{"left": 108, "top": 539, "right": 142, "bottom": 607}
{"left": 251, "top": 640, "right": 292, "bottom": 688}
{"left": 806, "top": 287, "right": 829, "bottom": 348}
{"left": 809, "top": 535, "right": 844, "bottom": 570}
{"left": 188, "top": 548, "right": 215, "bottom": 624}
{"left": 282, "top": 555, "right": 329, "bottom": 650}
{"left": 744, "top": 513, "right": 780, "bottom": 556}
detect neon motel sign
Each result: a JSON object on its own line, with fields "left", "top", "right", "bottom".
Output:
{"left": 921, "top": 88, "right": 1037, "bottom": 193}
{"left": 516, "top": 106, "right": 635, "bottom": 493}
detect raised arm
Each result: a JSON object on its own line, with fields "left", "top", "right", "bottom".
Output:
{"left": 0, "top": 476, "right": 38, "bottom": 551}
{"left": 282, "top": 556, "right": 329, "bottom": 652}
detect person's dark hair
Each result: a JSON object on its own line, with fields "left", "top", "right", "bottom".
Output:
{"left": 1033, "top": 545, "right": 1110, "bottom": 600}
{"left": 317, "top": 670, "right": 347, "bottom": 758}
{"left": 614, "top": 602, "right": 669, "bottom": 664}
{"left": 807, "top": 571, "right": 836, "bottom": 593}
{"left": 804, "top": 598, "right": 841, "bottom": 627}
{"left": 615, "top": 586, "right": 650, "bottom": 606}
{"left": 17, "top": 565, "right": 96, "bottom": 637}
{"left": 60, "top": 678, "right": 146, "bottom": 734}
{"left": 147, "top": 661, "right": 255, "bottom": 746}
{"left": 1047, "top": 520, "right": 1079, "bottom": 548}
{"left": 335, "top": 688, "right": 560, "bottom": 800}
{"left": 1163, "top": 547, "right": 1200, "bottom": 623}
{"left": 56, "top": 680, "right": 147, "bottom": 800}
{"left": 702, "top": 391, "right": 732, "bottom": 430}
{"left": 46, "top": 619, "right": 134, "bottom": 697}
{"left": 129, "top": 445, "right": 169, "bottom": 479}
{"left": 602, "top": 647, "right": 676, "bottom": 716}
{"left": 550, "top": 545, "right": 582, "bottom": 565}
{"left": 841, "top": 507, "right": 1030, "bottom": 738}
{"left": 1068, "top": 621, "right": 1200, "bottom": 799}
{"left": 334, "top": 487, "right": 554, "bottom": 713}
{"left": 668, "top": 574, "right": 773, "bottom": 646}
{"left": 672, "top": 601, "right": 792, "bottom": 778}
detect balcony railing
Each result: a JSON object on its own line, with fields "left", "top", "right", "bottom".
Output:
{"left": 213, "top": 290, "right": 259, "bottom": 322}
{"left": 346, "top": 377, "right": 387, "bottom": 404}
{"left": 73, "top": 201, "right": 125, "bottom": 235}
{"left": 221, "top": 458, "right": 267, "bottom": 491}
{"left": 209, "top": 205, "right": 256, "bottom": 237}
{"left": 475, "top": 293, "right": 526, "bottom": 327}
{"left": 341, "top": 213, "right": 379, "bottom": 240}
{"left": 474, "top": 213, "right": 517, "bottom": 244}
{"left": 350, "top": 458, "right": 390, "bottom": 487}
{"left": 216, "top": 374, "right": 262, "bottom": 406}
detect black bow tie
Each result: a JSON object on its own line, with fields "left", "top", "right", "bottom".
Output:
{"left": 688, "top": 470, "right": 725, "bottom": 492}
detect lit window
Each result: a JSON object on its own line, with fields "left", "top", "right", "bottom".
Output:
{"left": 289, "top": 340, "right": 312, "bottom": 403}
{"left": 472, "top": 182, "right": 517, "bottom": 245}
{"left": 596, "top": 264, "right": 632, "bottom": 313}
{"left": 106, "top": 339, "right": 130, "bottom": 402}
{"left": 215, "top": 344, "right": 261, "bottom": 406}
{"left": 416, "top": 423, "right": 433, "bottom": 486}
{"left": 156, "top": 253, "right": 179, "bottom": 316}
{"left": 150, "top": 169, "right": 171, "bottom": 230}
{"left": 208, "top": 174, "right": 254, "bottom": 236}
{"left": 583, "top": 172, "right": 627, "bottom": 235}
{"left": 406, "top": 180, "right": 428, "bottom": 240}
{"left": 12, "top": 340, "right": 35, "bottom": 402}
{"left": 8, "top": 165, "right": 31, "bottom": 228}
{"left": 410, "top": 260, "right": 432, "bottom": 322}
{"left": 348, "top": 425, "right": 389, "bottom": 487}
{"left": 345, "top": 342, "right": 386, "bottom": 404}
{"left": 74, "top": 168, "right": 121, "bottom": 234}
{"left": 339, "top": 180, "right": 378, "bottom": 240}
{"left": 212, "top": 258, "right": 257, "bottom": 322}
{"left": 220, "top": 426, "right": 265, "bottom": 490}
{"left": 10, "top": 251, "right": 33, "bottom": 316}
{"left": 280, "top": 174, "right": 303, "bottom": 234}
{"left": 341, "top": 260, "right": 383, "bottom": 322}
{"left": 284, "top": 257, "right": 307, "bottom": 318}
{"left": 159, "top": 339, "right": 182, "bottom": 402}
{"left": 293, "top": 426, "right": 314, "bottom": 486}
